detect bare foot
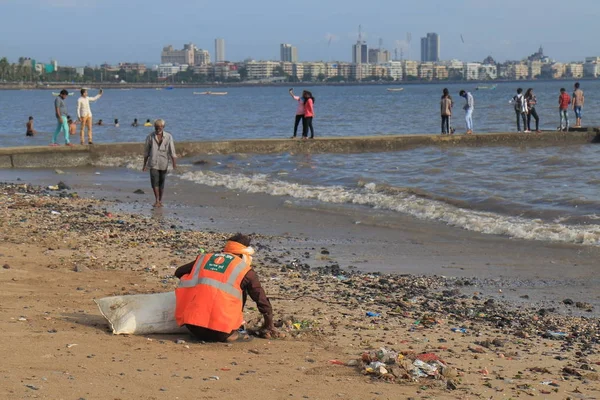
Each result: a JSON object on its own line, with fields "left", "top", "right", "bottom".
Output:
{"left": 152, "top": 202, "right": 160, "bottom": 208}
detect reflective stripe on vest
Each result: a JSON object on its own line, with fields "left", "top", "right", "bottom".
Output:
{"left": 178, "top": 253, "right": 249, "bottom": 300}
{"left": 178, "top": 254, "right": 206, "bottom": 288}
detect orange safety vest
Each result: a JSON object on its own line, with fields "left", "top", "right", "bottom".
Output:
{"left": 175, "top": 252, "right": 250, "bottom": 333}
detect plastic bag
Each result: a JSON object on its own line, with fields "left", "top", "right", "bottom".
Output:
{"left": 95, "top": 292, "right": 188, "bottom": 335}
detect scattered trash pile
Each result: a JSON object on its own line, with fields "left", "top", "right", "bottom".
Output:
{"left": 274, "top": 261, "right": 600, "bottom": 346}
{"left": 356, "top": 347, "right": 458, "bottom": 389}
{"left": 247, "top": 315, "right": 321, "bottom": 340}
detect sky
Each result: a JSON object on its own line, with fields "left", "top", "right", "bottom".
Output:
{"left": 1, "top": 0, "right": 599, "bottom": 66}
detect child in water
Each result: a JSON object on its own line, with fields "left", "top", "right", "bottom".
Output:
{"left": 67, "top": 116, "right": 78, "bottom": 136}
{"left": 132, "top": 118, "right": 139, "bottom": 127}
{"left": 26, "top": 116, "right": 37, "bottom": 136}
{"left": 114, "top": 118, "right": 119, "bottom": 127}
{"left": 144, "top": 119, "right": 152, "bottom": 127}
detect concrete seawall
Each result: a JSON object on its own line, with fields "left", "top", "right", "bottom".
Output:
{"left": 1, "top": 130, "right": 599, "bottom": 169}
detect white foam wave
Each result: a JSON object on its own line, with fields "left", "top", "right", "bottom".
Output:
{"left": 92, "top": 156, "right": 142, "bottom": 169}
{"left": 178, "top": 170, "right": 600, "bottom": 246}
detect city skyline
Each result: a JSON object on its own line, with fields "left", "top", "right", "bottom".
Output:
{"left": 1, "top": 0, "right": 599, "bottom": 65}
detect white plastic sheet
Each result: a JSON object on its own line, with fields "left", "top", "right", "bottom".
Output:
{"left": 95, "top": 292, "right": 187, "bottom": 335}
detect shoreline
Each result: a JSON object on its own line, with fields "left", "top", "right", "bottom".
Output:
{"left": 1, "top": 77, "right": 597, "bottom": 91}
{"left": 1, "top": 180, "right": 599, "bottom": 398}
{"left": 4, "top": 166, "right": 600, "bottom": 312}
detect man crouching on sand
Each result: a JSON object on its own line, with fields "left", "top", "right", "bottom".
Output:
{"left": 174, "top": 233, "right": 277, "bottom": 342}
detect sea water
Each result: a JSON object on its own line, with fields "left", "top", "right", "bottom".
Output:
{"left": 1, "top": 83, "right": 599, "bottom": 245}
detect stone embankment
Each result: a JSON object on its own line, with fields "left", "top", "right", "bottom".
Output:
{"left": 0, "top": 130, "right": 598, "bottom": 168}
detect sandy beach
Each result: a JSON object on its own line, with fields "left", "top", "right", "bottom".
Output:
{"left": 1, "top": 179, "right": 599, "bottom": 400}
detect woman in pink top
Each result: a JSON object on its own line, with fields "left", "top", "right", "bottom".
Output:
{"left": 288, "top": 88, "right": 305, "bottom": 138}
{"left": 302, "top": 91, "right": 315, "bottom": 139}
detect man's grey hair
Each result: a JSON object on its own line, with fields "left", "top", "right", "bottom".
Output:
{"left": 154, "top": 119, "right": 166, "bottom": 127}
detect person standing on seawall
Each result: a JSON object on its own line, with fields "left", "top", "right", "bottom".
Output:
{"left": 143, "top": 119, "right": 177, "bottom": 208}
{"left": 512, "top": 88, "right": 528, "bottom": 133}
{"left": 440, "top": 88, "right": 453, "bottom": 134}
{"left": 524, "top": 88, "right": 541, "bottom": 133}
{"left": 77, "top": 88, "right": 103, "bottom": 145}
{"left": 51, "top": 89, "right": 72, "bottom": 147}
{"left": 302, "top": 91, "right": 315, "bottom": 139}
{"left": 572, "top": 82, "right": 584, "bottom": 128}
{"left": 288, "top": 88, "right": 305, "bottom": 139}
{"left": 558, "top": 88, "right": 571, "bottom": 132}
{"left": 459, "top": 90, "right": 474, "bottom": 135}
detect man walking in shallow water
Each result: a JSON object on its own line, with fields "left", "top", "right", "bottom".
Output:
{"left": 142, "top": 119, "right": 177, "bottom": 207}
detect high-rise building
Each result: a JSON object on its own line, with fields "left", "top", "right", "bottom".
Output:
{"left": 420, "top": 33, "right": 440, "bottom": 62}
{"left": 280, "top": 44, "right": 298, "bottom": 62}
{"left": 215, "top": 38, "right": 226, "bottom": 63}
{"left": 368, "top": 48, "right": 391, "bottom": 64}
{"left": 352, "top": 42, "right": 368, "bottom": 64}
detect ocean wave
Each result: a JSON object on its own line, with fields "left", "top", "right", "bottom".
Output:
{"left": 178, "top": 170, "right": 600, "bottom": 246}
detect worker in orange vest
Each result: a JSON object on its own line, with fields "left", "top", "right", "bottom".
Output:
{"left": 174, "top": 233, "right": 275, "bottom": 342}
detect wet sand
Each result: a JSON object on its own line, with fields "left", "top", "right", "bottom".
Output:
{"left": 1, "top": 180, "right": 599, "bottom": 399}
{"left": 4, "top": 166, "right": 600, "bottom": 312}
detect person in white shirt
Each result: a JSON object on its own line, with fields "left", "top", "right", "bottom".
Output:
{"left": 77, "top": 88, "right": 103, "bottom": 145}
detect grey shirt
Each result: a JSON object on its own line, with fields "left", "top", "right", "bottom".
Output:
{"left": 144, "top": 131, "right": 177, "bottom": 171}
{"left": 54, "top": 97, "right": 68, "bottom": 117}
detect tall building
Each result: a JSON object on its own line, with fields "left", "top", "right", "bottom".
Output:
{"left": 280, "top": 44, "right": 298, "bottom": 62}
{"left": 420, "top": 33, "right": 440, "bottom": 62}
{"left": 161, "top": 44, "right": 195, "bottom": 65}
{"left": 352, "top": 42, "right": 368, "bottom": 64}
{"left": 215, "top": 38, "right": 226, "bottom": 63}
{"left": 368, "top": 48, "right": 391, "bottom": 64}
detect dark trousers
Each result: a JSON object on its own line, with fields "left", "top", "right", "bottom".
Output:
{"left": 150, "top": 169, "right": 167, "bottom": 189}
{"left": 441, "top": 115, "right": 450, "bottom": 133}
{"left": 527, "top": 108, "right": 539, "bottom": 131}
{"left": 185, "top": 324, "right": 233, "bottom": 342}
{"left": 515, "top": 111, "right": 527, "bottom": 131}
{"left": 302, "top": 117, "right": 314, "bottom": 138}
{"left": 293, "top": 114, "right": 304, "bottom": 137}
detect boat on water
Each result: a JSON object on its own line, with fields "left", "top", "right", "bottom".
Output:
{"left": 52, "top": 92, "right": 74, "bottom": 96}
{"left": 193, "top": 91, "right": 228, "bottom": 96}
{"left": 476, "top": 84, "right": 497, "bottom": 90}
{"left": 386, "top": 88, "right": 404, "bottom": 92}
